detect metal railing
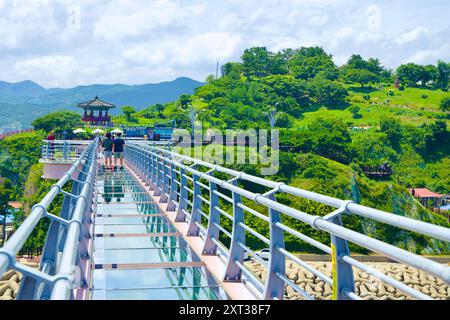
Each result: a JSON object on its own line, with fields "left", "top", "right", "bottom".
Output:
{"left": 0, "top": 139, "right": 98, "bottom": 300}
{"left": 41, "top": 140, "right": 91, "bottom": 162}
{"left": 125, "top": 141, "right": 450, "bottom": 300}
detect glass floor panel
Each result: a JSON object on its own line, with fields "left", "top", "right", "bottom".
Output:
{"left": 94, "top": 235, "right": 187, "bottom": 250}
{"left": 95, "top": 223, "right": 176, "bottom": 234}
{"left": 91, "top": 166, "right": 228, "bottom": 300}
{"left": 95, "top": 216, "right": 169, "bottom": 225}
{"left": 93, "top": 247, "right": 199, "bottom": 264}
{"left": 96, "top": 208, "right": 160, "bottom": 215}
{"left": 92, "top": 286, "right": 227, "bottom": 300}
{"left": 97, "top": 204, "right": 160, "bottom": 213}
{"left": 92, "top": 267, "right": 221, "bottom": 290}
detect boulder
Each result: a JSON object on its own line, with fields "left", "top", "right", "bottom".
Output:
{"left": 0, "top": 270, "right": 15, "bottom": 281}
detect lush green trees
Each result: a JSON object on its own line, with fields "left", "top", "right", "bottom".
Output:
{"left": 436, "top": 60, "right": 450, "bottom": 90}
{"left": 241, "top": 47, "right": 284, "bottom": 78}
{"left": 396, "top": 63, "right": 433, "bottom": 87}
{"left": 289, "top": 47, "right": 339, "bottom": 80}
{"left": 440, "top": 96, "right": 450, "bottom": 111}
{"left": 120, "top": 106, "right": 136, "bottom": 122}
{"left": 307, "top": 118, "right": 352, "bottom": 159}
{"left": 344, "top": 68, "right": 379, "bottom": 87}
{"left": 0, "top": 178, "right": 13, "bottom": 246}
{"left": 309, "top": 77, "right": 348, "bottom": 108}
{"left": 0, "top": 131, "right": 45, "bottom": 196}
{"left": 32, "top": 111, "right": 81, "bottom": 135}
{"left": 380, "top": 117, "right": 403, "bottom": 149}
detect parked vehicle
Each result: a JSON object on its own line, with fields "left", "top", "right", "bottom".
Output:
{"left": 256, "top": 248, "right": 270, "bottom": 261}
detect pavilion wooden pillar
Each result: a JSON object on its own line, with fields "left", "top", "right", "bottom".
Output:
{"left": 99, "top": 110, "right": 103, "bottom": 126}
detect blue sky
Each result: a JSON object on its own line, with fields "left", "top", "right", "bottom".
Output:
{"left": 0, "top": 0, "right": 449, "bottom": 88}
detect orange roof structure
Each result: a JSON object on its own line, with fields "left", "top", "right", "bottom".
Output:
{"left": 8, "top": 201, "right": 22, "bottom": 209}
{"left": 409, "top": 188, "right": 443, "bottom": 198}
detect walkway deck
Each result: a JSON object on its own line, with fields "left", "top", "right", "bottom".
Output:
{"left": 90, "top": 166, "right": 229, "bottom": 300}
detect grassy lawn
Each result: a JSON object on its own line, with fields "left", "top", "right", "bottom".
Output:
{"left": 344, "top": 83, "right": 449, "bottom": 111}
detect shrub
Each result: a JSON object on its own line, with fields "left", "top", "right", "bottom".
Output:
{"left": 363, "top": 94, "right": 371, "bottom": 101}
{"left": 387, "top": 89, "right": 394, "bottom": 96}
{"left": 398, "top": 86, "right": 405, "bottom": 91}
{"left": 440, "top": 96, "right": 450, "bottom": 111}
{"left": 421, "top": 94, "right": 428, "bottom": 99}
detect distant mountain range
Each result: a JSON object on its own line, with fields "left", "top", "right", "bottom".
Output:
{"left": 0, "top": 77, "right": 203, "bottom": 129}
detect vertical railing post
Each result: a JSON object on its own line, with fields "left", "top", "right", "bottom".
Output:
{"left": 202, "top": 181, "right": 220, "bottom": 255}
{"left": 63, "top": 141, "right": 68, "bottom": 161}
{"left": 46, "top": 141, "right": 50, "bottom": 159}
{"left": 330, "top": 213, "right": 355, "bottom": 300}
{"left": 175, "top": 167, "right": 188, "bottom": 222}
{"left": 224, "top": 179, "right": 246, "bottom": 281}
{"left": 154, "top": 154, "right": 162, "bottom": 196}
{"left": 167, "top": 162, "right": 178, "bottom": 211}
{"left": 263, "top": 193, "right": 285, "bottom": 300}
{"left": 187, "top": 174, "right": 202, "bottom": 236}
{"left": 160, "top": 158, "right": 170, "bottom": 203}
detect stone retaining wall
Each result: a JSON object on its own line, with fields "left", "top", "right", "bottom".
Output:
{"left": 245, "top": 260, "right": 450, "bottom": 300}
{"left": 0, "top": 259, "right": 39, "bottom": 300}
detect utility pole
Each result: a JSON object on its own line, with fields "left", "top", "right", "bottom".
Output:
{"left": 215, "top": 60, "right": 219, "bottom": 80}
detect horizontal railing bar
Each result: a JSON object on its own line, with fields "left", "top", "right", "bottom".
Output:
{"left": 214, "top": 206, "right": 233, "bottom": 220}
{"left": 212, "top": 190, "right": 233, "bottom": 203}
{"left": 275, "top": 222, "right": 331, "bottom": 254}
{"left": 340, "top": 254, "right": 432, "bottom": 300}
{"left": 237, "top": 242, "right": 268, "bottom": 268}
{"left": 277, "top": 247, "right": 332, "bottom": 285}
{"left": 238, "top": 203, "right": 270, "bottom": 223}
{"left": 235, "top": 261, "right": 265, "bottom": 291}
{"left": 213, "top": 222, "right": 232, "bottom": 238}
{"left": 275, "top": 272, "right": 314, "bottom": 300}
{"left": 238, "top": 222, "right": 270, "bottom": 245}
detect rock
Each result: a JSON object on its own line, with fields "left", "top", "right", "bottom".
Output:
{"left": 287, "top": 271, "right": 297, "bottom": 281}
{"left": 386, "top": 285, "right": 396, "bottom": 293}
{"left": 9, "top": 274, "right": 18, "bottom": 283}
{"left": 377, "top": 283, "right": 386, "bottom": 296}
{"left": 8, "top": 279, "right": 19, "bottom": 292}
{"left": 438, "top": 288, "right": 447, "bottom": 295}
{"left": 359, "top": 284, "right": 369, "bottom": 298}
{"left": 0, "top": 295, "right": 13, "bottom": 301}
{"left": 0, "top": 283, "right": 10, "bottom": 295}
{"left": 3, "top": 288, "right": 13, "bottom": 298}
{"left": 305, "top": 284, "right": 315, "bottom": 295}
{"left": 421, "top": 286, "right": 430, "bottom": 295}
{"left": 0, "top": 270, "right": 15, "bottom": 281}
{"left": 366, "top": 283, "right": 377, "bottom": 293}
{"left": 286, "top": 285, "right": 295, "bottom": 299}
{"left": 430, "top": 286, "right": 439, "bottom": 299}
{"left": 324, "top": 284, "right": 332, "bottom": 297}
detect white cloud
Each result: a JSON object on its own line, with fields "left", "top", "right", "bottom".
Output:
{"left": 393, "top": 26, "right": 431, "bottom": 46}
{"left": 0, "top": 0, "right": 448, "bottom": 87}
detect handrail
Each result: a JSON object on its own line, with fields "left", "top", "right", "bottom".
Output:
{"left": 41, "top": 140, "right": 92, "bottom": 162}
{"left": 125, "top": 142, "right": 450, "bottom": 300}
{"left": 0, "top": 138, "right": 98, "bottom": 300}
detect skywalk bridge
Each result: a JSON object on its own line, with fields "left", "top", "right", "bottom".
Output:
{"left": 0, "top": 139, "right": 449, "bottom": 300}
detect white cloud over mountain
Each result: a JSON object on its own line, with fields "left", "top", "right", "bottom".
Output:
{"left": 0, "top": 0, "right": 449, "bottom": 87}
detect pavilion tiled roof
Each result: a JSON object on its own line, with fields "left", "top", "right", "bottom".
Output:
{"left": 409, "top": 188, "right": 443, "bottom": 198}
{"left": 77, "top": 96, "right": 116, "bottom": 109}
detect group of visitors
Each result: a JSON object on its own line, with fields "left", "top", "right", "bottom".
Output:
{"left": 100, "top": 132, "right": 125, "bottom": 169}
